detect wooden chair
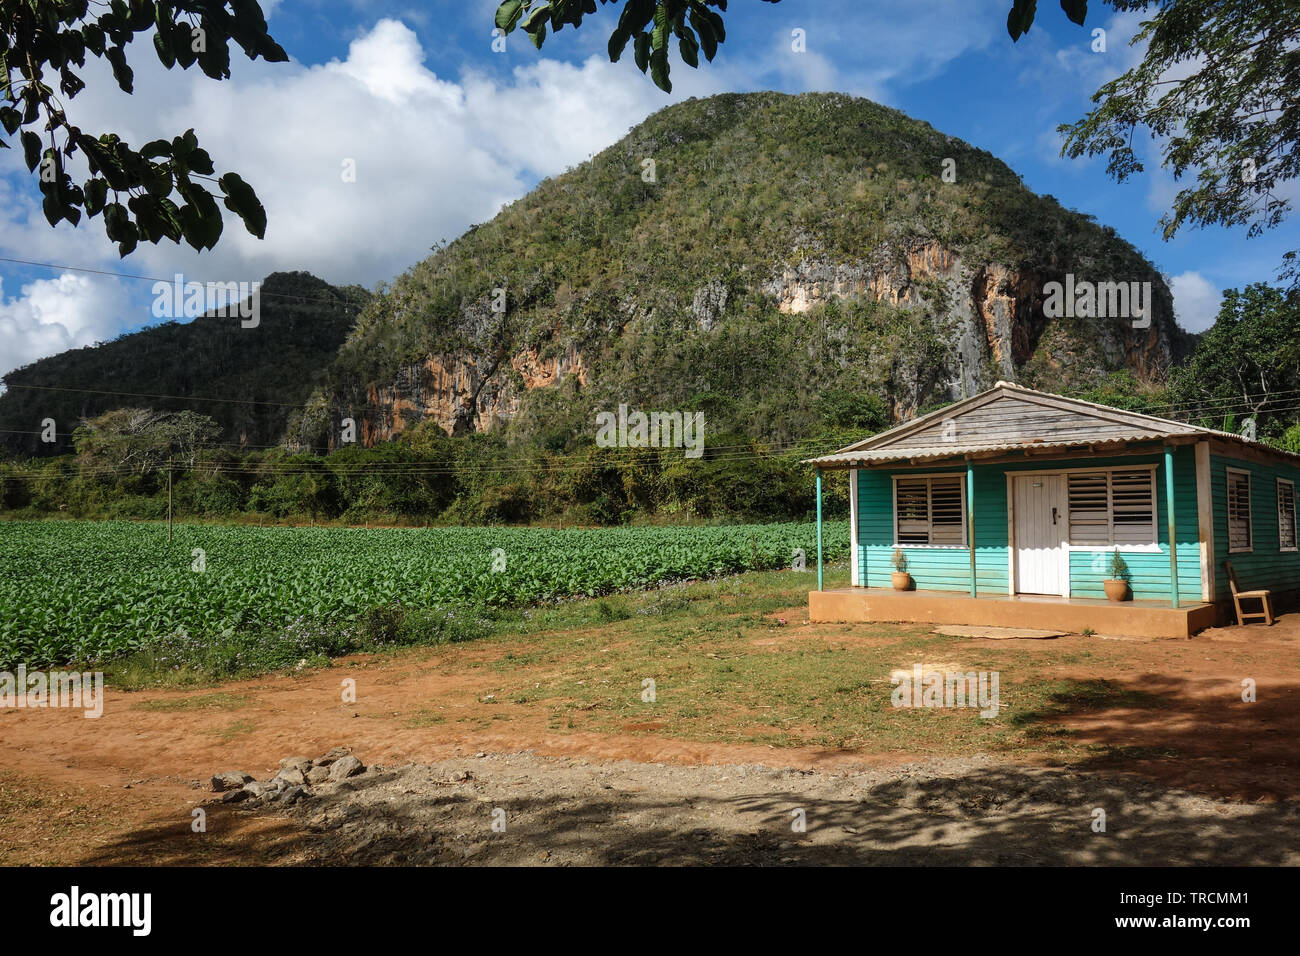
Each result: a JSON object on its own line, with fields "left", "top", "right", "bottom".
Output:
{"left": 1224, "top": 560, "right": 1275, "bottom": 626}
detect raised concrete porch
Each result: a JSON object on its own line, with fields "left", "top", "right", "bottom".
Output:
{"left": 810, "top": 588, "right": 1217, "bottom": 639}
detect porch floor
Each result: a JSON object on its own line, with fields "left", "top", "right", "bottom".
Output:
{"left": 809, "top": 587, "right": 1217, "bottom": 639}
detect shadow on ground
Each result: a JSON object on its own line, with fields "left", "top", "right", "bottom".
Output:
{"left": 79, "top": 759, "right": 1300, "bottom": 866}
{"left": 1011, "top": 674, "right": 1300, "bottom": 802}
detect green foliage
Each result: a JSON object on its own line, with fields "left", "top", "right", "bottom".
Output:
{"left": 493, "top": 0, "right": 781, "bottom": 93}
{"left": 329, "top": 92, "right": 1169, "bottom": 451}
{"left": 1058, "top": 0, "right": 1300, "bottom": 289}
{"left": 1107, "top": 548, "right": 1128, "bottom": 581}
{"left": 891, "top": 548, "right": 907, "bottom": 573}
{"left": 0, "top": 518, "right": 850, "bottom": 669}
{"left": 1073, "top": 370, "right": 1167, "bottom": 414}
{"left": 0, "top": 0, "right": 286, "bottom": 253}
{"left": 1169, "top": 284, "right": 1300, "bottom": 442}
{"left": 72, "top": 407, "right": 221, "bottom": 473}
{"left": 817, "top": 390, "right": 888, "bottom": 432}
{"left": 1007, "top": 0, "right": 1090, "bottom": 40}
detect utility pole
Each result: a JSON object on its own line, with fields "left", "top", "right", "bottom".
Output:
{"left": 167, "top": 456, "right": 173, "bottom": 542}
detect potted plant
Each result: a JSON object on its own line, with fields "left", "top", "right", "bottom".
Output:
{"left": 1103, "top": 549, "right": 1131, "bottom": 602}
{"left": 891, "top": 548, "right": 913, "bottom": 591}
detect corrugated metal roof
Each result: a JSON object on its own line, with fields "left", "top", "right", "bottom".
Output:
{"left": 804, "top": 434, "right": 1190, "bottom": 467}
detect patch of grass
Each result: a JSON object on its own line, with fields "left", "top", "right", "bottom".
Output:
{"left": 1087, "top": 744, "right": 1184, "bottom": 762}
{"left": 205, "top": 719, "right": 256, "bottom": 742}
{"left": 104, "top": 604, "right": 500, "bottom": 689}
{"left": 1014, "top": 678, "right": 1168, "bottom": 722}
{"left": 131, "top": 692, "right": 250, "bottom": 712}
{"left": 0, "top": 769, "right": 45, "bottom": 822}
{"left": 405, "top": 709, "right": 447, "bottom": 728}
{"left": 1003, "top": 678, "right": 1169, "bottom": 751}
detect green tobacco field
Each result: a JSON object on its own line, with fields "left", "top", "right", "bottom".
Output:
{"left": 0, "top": 520, "right": 849, "bottom": 670}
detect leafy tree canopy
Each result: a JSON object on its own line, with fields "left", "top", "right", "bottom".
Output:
{"left": 1058, "top": 1, "right": 1300, "bottom": 288}
{"left": 0, "top": 0, "right": 286, "bottom": 255}
{"left": 492, "top": 1, "right": 1098, "bottom": 94}
{"left": 73, "top": 406, "right": 220, "bottom": 472}
{"left": 1169, "top": 284, "right": 1300, "bottom": 440}
{"left": 493, "top": 0, "right": 780, "bottom": 93}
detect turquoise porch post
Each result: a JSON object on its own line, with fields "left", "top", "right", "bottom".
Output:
{"left": 815, "top": 468, "right": 824, "bottom": 591}
{"left": 967, "top": 460, "right": 977, "bottom": 598}
{"left": 1164, "top": 446, "right": 1180, "bottom": 609}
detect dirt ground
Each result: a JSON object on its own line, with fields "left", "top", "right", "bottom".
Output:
{"left": 2, "top": 601, "right": 1298, "bottom": 866}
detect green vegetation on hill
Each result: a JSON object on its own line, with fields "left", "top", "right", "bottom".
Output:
{"left": 0, "top": 271, "right": 368, "bottom": 458}
{"left": 320, "top": 92, "right": 1190, "bottom": 449}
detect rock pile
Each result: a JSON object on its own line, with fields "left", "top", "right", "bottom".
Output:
{"left": 211, "top": 747, "right": 367, "bottom": 809}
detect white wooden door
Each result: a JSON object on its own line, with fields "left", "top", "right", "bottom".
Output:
{"left": 1014, "top": 475, "right": 1068, "bottom": 595}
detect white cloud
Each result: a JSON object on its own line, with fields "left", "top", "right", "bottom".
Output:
{"left": 1169, "top": 270, "right": 1221, "bottom": 333}
{"left": 0, "top": 18, "right": 696, "bottom": 377}
{"left": 0, "top": 274, "right": 135, "bottom": 378}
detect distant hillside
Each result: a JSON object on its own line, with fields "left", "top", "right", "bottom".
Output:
{"left": 0, "top": 271, "right": 368, "bottom": 458}
{"left": 311, "top": 91, "right": 1194, "bottom": 452}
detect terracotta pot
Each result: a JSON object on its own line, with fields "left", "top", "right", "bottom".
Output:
{"left": 891, "top": 572, "right": 913, "bottom": 591}
{"left": 1103, "top": 579, "right": 1131, "bottom": 602}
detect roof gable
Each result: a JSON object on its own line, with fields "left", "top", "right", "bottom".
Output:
{"left": 839, "top": 382, "right": 1202, "bottom": 454}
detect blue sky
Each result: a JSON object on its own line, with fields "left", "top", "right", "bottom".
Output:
{"left": 1, "top": 0, "right": 1292, "bottom": 380}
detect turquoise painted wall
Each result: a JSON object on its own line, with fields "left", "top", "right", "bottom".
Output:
{"left": 855, "top": 447, "right": 1202, "bottom": 601}
{"left": 1209, "top": 453, "right": 1300, "bottom": 601}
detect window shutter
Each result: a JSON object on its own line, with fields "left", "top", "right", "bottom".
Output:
{"left": 1110, "top": 470, "right": 1155, "bottom": 545}
{"left": 929, "top": 476, "right": 965, "bottom": 545}
{"left": 896, "top": 477, "right": 930, "bottom": 544}
{"left": 894, "top": 476, "right": 966, "bottom": 546}
{"left": 1067, "top": 473, "right": 1110, "bottom": 545}
{"left": 1279, "top": 481, "right": 1296, "bottom": 551}
{"left": 1227, "top": 471, "right": 1252, "bottom": 552}
{"left": 1068, "top": 469, "right": 1155, "bottom": 547}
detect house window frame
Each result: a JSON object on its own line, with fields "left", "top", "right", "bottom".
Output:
{"left": 1226, "top": 467, "right": 1254, "bottom": 554}
{"left": 1062, "top": 465, "right": 1160, "bottom": 552}
{"left": 1278, "top": 477, "right": 1297, "bottom": 553}
{"left": 891, "top": 472, "right": 968, "bottom": 549}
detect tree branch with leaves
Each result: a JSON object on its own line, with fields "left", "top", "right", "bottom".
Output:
{"left": 0, "top": 0, "right": 286, "bottom": 256}
{"left": 494, "top": 0, "right": 780, "bottom": 93}
{"left": 1055, "top": 1, "right": 1299, "bottom": 287}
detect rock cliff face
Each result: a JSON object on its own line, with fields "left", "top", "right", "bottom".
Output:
{"left": 352, "top": 235, "right": 1180, "bottom": 438}
{"left": 758, "top": 239, "right": 1179, "bottom": 419}
{"left": 349, "top": 343, "right": 589, "bottom": 446}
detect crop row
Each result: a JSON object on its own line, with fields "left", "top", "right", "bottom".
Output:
{"left": 0, "top": 520, "right": 849, "bottom": 668}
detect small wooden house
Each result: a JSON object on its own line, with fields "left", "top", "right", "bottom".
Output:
{"left": 805, "top": 382, "right": 1300, "bottom": 638}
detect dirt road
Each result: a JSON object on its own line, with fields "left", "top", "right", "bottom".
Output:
{"left": 2, "top": 603, "right": 1298, "bottom": 866}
